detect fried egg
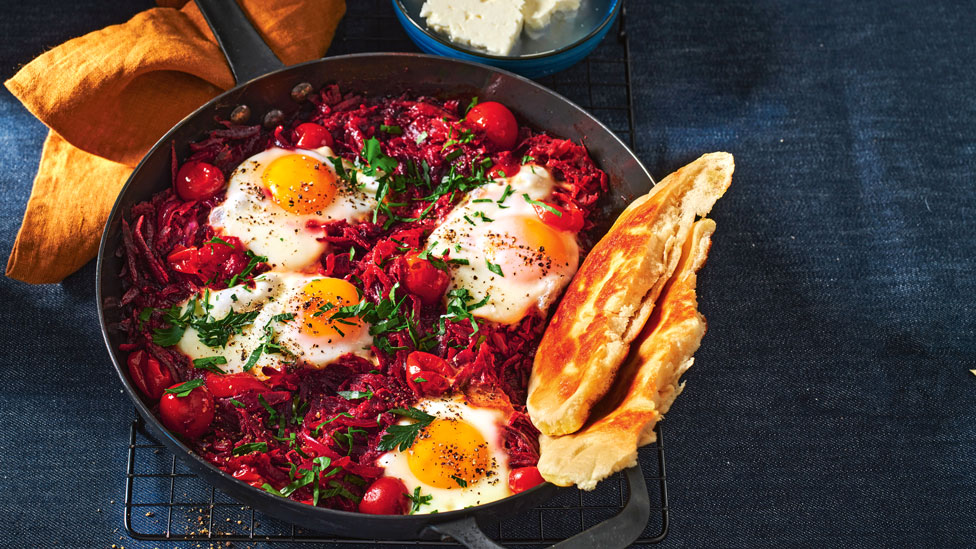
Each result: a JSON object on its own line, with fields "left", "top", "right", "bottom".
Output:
{"left": 209, "top": 146, "right": 382, "bottom": 271}
{"left": 175, "top": 272, "right": 373, "bottom": 376}
{"left": 377, "top": 395, "right": 511, "bottom": 512}
{"left": 424, "top": 165, "right": 580, "bottom": 324}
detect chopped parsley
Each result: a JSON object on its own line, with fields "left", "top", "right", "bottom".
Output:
{"left": 243, "top": 313, "right": 294, "bottom": 371}
{"left": 152, "top": 297, "right": 262, "bottom": 349}
{"left": 192, "top": 356, "right": 227, "bottom": 374}
{"left": 407, "top": 486, "right": 433, "bottom": 514}
{"left": 415, "top": 130, "right": 428, "bottom": 145}
{"left": 413, "top": 376, "right": 427, "bottom": 383}
{"left": 227, "top": 249, "right": 266, "bottom": 287}
{"left": 379, "top": 124, "right": 402, "bottom": 135}
{"left": 232, "top": 442, "right": 268, "bottom": 456}
{"left": 312, "top": 412, "right": 354, "bottom": 436}
{"left": 450, "top": 475, "right": 468, "bottom": 488}
{"left": 486, "top": 260, "right": 504, "bottom": 277}
{"left": 439, "top": 288, "right": 491, "bottom": 334}
{"left": 163, "top": 379, "right": 204, "bottom": 398}
{"left": 497, "top": 184, "right": 514, "bottom": 204}
{"left": 522, "top": 193, "right": 562, "bottom": 216}
{"left": 228, "top": 398, "right": 245, "bottom": 408}
{"left": 377, "top": 407, "right": 435, "bottom": 452}
{"left": 521, "top": 155, "right": 535, "bottom": 164}
{"left": 206, "top": 236, "right": 234, "bottom": 248}
{"left": 465, "top": 96, "right": 479, "bottom": 114}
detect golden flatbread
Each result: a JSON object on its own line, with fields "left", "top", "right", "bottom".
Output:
{"left": 537, "top": 218, "right": 714, "bottom": 489}
{"left": 527, "top": 152, "right": 733, "bottom": 436}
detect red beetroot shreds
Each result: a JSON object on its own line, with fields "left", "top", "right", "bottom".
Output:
{"left": 115, "top": 85, "right": 610, "bottom": 513}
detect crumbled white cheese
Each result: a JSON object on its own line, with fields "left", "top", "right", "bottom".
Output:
{"left": 522, "top": 0, "right": 581, "bottom": 32}
{"left": 420, "top": 0, "right": 526, "bottom": 56}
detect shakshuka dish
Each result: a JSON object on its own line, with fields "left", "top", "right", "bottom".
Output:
{"left": 117, "top": 85, "right": 608, "bottom": 515}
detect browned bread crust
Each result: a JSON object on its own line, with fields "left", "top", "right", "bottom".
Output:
{"left": 527, "top": 152, "right": 733, "bottom": 436}
{"left": 537, "top": 218, "right": 714, "bottom": 489}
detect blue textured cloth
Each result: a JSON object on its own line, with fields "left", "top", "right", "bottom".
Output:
{"left": 1, "top": 1, "right": 973, "bottom": 548}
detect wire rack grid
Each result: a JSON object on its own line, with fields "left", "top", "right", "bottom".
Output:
{"left": 123, "top": 1, "right": 668, "bottom": 546}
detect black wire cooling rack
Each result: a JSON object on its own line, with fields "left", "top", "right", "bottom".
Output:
{"left": 122, "top": 1, "right": 668, "bottom": 546}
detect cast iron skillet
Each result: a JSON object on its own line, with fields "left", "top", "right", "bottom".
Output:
{"left": 97, "top": 1, "right": 657, "bottom": 547}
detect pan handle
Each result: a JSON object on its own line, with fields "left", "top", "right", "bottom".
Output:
{"left": 193, "top": 0, "right": 285, "bottom": 84}
{"left": 429, "top": 464, "right": 650, "bottom": 549}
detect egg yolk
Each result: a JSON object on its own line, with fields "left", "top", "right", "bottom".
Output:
{"left": 407, "top": 419, "right": 490, "bottom": 489}
{"left": 487, "top": 216, "right": 571, "bottom": 282}
{"left": 297, "top": 278, "right": 365, "bottom": 339}
{"left": 262, "top": 154, "right": 338, "bottom": 215}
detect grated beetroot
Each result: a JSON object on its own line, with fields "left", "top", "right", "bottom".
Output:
{"left": 117, "top": 84, "right": 609, "bottom": 511}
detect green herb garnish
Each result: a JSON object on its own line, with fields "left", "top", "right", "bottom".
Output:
{"left": 407, "top": 486, "right": 433, "bottom": 514}
{"left": 486, "top": 260, "right": 504, "bottom": 277}
{"left": 522, "top": 193, "right": 562, "bottom": 216}
{"left": 192, "top": 356, "right": 227, "bottom": 374}
{"left": 377, "top": 407, "right": 435, "bottom": 452}
{"left": 163, "top": 379, "right": 204, "bottom": 398}
{"left": 232, "top": 442, "right": 268, "bottom": 456}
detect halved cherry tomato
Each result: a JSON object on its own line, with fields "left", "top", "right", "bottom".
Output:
{"left": 167, "top": 237, "right": 248, "bottom": 284}
{"left": 532, "top": 202, "right": 585, "bottom": 233}
{"left": 293, "top": 123, "right": 334, "bottom": 149}
{"left": 403, "top": 253, "right": 450, "bottom": 305}
{"left": 405, "top": 351, "right": 453, "bottom": 397}
{"left": 359, "top": 477, "right": 410, "bottom": 515}
{"left": 205, "top": 372, "right": 271, "bottom": 398}
{"left": 175, "top": 161, "right": 225, "bottom": 201}
{"left": 509, "top": 467, "right": 546, "bottom": 494}
{"left": 159, "top": 382, "right": 215, "bottom": 439}
{"left": 466, "top": 101, "right": 518, "bottom": 150}
{"left": 127, "top": 350, "right": 174, "bottom": 400}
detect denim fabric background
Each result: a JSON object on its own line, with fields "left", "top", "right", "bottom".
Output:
{"left": 1, "top": 1, "right": 973, "bottom": 547}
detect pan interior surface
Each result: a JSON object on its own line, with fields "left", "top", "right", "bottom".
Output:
{"left": 97, "top": 53, "right": 653, "bottom": 540}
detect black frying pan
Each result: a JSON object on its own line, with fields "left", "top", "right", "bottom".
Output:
{"left": 96, "top": 1, "right": 657, "bottom": 546}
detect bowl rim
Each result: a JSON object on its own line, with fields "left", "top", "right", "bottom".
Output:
{"left": 392, "top": 0, "right": 623, "bottom": 61}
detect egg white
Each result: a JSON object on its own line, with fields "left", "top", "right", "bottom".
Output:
{"left": 424, "top": 165, "right": 580, "bottom": 324}
{"left": 376, "top": 395, "right": 512, "bottom": 513}
{"left": 175, "top": 272, "right": 373, "bottom": 376}
{"left": 209, "top": 146, "right": 381, "bottom": 272}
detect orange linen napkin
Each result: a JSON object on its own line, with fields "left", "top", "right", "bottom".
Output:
{"left": 5, "top": 0, "right": 345, "bottom": 284}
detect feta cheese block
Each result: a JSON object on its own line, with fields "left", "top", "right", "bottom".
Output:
{"left": 522, "top": 0, "right": 581, "bottom": 32}
{"left": 420, "top": 0, "right": 526, "bottom": 55}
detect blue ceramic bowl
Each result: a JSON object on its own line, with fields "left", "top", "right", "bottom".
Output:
{"left": 392, "top": 0, "right": 621, "bottom": 78}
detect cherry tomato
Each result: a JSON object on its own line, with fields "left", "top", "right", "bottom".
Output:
{"left": 175, "top": 161, "right": 225, "bottom": 201}
{"left": 127, "top": 350, "right": 174, "bottom": 401}
{"left": 159, "top": 382, "right": 215, "bottom": 439}
{"left": 532, "top": 202, "right": 585, "bottom": 233}
{"left": 488, "top": 160, "right": 520, "bottom": 180}
{"left": 293, "top": 123, "right": 334, "bottom": 149}
{"left": 405, "top": 351, "right": 453, "bottom": 397}
{"left": 167, "top": 237, "right": 248, "bottom": 284}
{"left": 403, "top": 253, "right": 450, "bottom": 305}
{"left": 466, "top": 101, "right": 518, "bottom": 150}
{"left": 205, "top": 372, "right": 271, "bottom": 398}
{"left": 509, "top": 467, "right": 546, "bottom": 494}
{"left": 359, "top": 477, "right": 410, "bottom": 515}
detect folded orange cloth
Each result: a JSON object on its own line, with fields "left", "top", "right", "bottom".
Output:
{"left": 4, "top": 0, "right": 345, "bottom": 284}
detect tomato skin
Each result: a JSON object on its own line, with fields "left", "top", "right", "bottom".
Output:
{"left": 405, "top": 351, "right": 453, "bottom": 397}
{"left": 488, "top": 160, "right": 520, "bottom": 180}
{"left": 205, "top": 372, "right": 271, "bottom": 398}
{"left": 175, "top": 161, "right": 225, "bottom": 201}
{"left": 127, "top": 350, "right": 174, "bottom": 400}
{"left": 509, "top": 467, "right": 546, "bottom": 494}
{"left": 359, "top": 477, "right": 410, "bottom": 515}
{"left": 166, "top": 237, "right": 248, "bottom": 284}
{"left": 532, "top": 202, "right": 584, "bottom": 233}
{"left": 159, "top": 383, "right": 215, "bottom": 439}
{"left": 466, "top": 101, "right": 518, "bottom": 150}
{"left": 293, "top": 123, "right": 334, "bottom": 148}
{"left": 403, "top": 254, "right": 450, "bottom": 305}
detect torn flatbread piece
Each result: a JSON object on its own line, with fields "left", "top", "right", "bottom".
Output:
{"left": 537, "top": 218, "right": 714, "bottom": 489}
{"left": 527, "top": 152, "right": 733, "bottom": 436}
